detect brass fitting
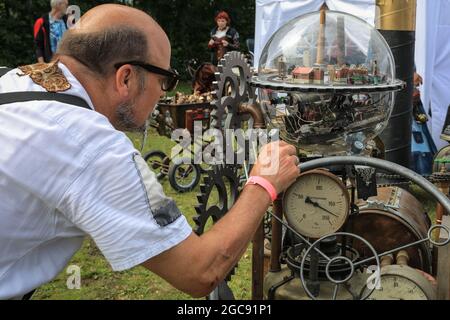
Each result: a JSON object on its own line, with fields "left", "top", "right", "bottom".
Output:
{"left": 396, "top": 250, "right": 410, "bottom": 266}
{"left": 376, "top": 0, "right": 416, "bottom": 31}
{"left": 239, "top": 102, "right": 266, "bottom": 129}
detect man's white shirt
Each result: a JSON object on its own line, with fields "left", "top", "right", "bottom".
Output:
{"left": 0, "top": 63, "right": 192, "bottom": 299}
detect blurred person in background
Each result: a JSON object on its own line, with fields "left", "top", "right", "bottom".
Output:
{"left": 34, "top": 0, "right": 69, "bottom": 63}
{"left": 208, "top": 10, "right": 240, "bottom": 65}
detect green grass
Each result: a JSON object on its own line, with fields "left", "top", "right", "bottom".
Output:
{"left": 169, "top": 80, "right": 193, "bottom": 96}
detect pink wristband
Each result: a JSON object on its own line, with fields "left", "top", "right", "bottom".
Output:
{"left": 246, "top": 176, "right": 278, "bottom": 202}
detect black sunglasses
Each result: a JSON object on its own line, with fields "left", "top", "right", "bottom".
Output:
{"left": 114, "top": 61, "right": 180, "bottom": 92}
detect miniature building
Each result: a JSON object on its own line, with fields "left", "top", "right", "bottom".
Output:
{"left": 372, "top": 60, "right": 379, "bottom": 76}
{"left": 303, "top": 50, "right": 311, "bottom": 67}
{"left": 277, "top": 55, "right": 287, "bottom": 79}
{"left": 370, "top": 60, "right": 380, "bottom": 84}
{"left": 292, "top": 67, "right": 314, "bottom": 84}
{"left": 327, "top": 65, "right": 336, "bottom": 83}
{"left": 334, "top": 65, "right": 349, "bottom": 84}
{"left": 348, "top": 65, "right": 366, "bottom": 85}
{"left": 355, "top": 65, "right": 369, "bottom": 84}
{"left": 348, "top": 64, "right": 357, "bottom": 79}
{"left": 313, "top": 66, "right": 325, "bottom": 84}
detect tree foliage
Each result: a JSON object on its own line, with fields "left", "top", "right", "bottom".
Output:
{"left": 0, "top": 0, "right": 255, "bottom": 78}
{"left": 133, "top": 0, "right": 255, "bottom": 76}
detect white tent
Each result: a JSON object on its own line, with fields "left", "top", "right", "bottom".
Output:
{"left": 254, "top": 0, "right": 450, "bottom": 149}
{"left": 415, "top": 0, "right": 450, "bottom": 150}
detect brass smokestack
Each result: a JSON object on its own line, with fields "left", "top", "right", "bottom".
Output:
{"left": 376, "top": 0, "right": 416, "bottom": 31}
{"left": 376, "top": 0, "right": 416, "bottom": 168}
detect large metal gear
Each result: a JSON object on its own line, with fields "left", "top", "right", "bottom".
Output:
{"left": 197, "top": 52, "right": 261, "bottom": 299}
{"left": 193, "top": 164, "right": 241, "bottom": 235}
{"left": 209, "top": 51, "right": 262, "bottom": 166}
{"left": 210, "top": 51, "right": 257, "bottom": 130}
{"left": 193, "top": 164, "right": 242, "bottom": 291}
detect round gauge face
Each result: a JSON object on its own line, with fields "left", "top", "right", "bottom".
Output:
{"left": 283, "top": 170, "right": 350, "bottom": 238}
{"left": 365, "top": 265, "right": 436, "bottom": 300}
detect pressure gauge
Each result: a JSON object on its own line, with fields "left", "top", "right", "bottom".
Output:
{"left": 283, "top": 170, "right": 350, "bottom": 238}
{"left": 364, "top": 265, "right": 436, "bottom": 300}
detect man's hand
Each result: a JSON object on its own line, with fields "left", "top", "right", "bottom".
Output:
{"left": 221, "top": 39, "right": 229, "bottom": 47}
{"left": 250, "top": 141, "right": 300, "bottom": 194}
{"left": 208, "top": 39, "right": 215, "bottom": 47}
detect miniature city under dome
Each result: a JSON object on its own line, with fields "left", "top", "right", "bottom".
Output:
{"left": 256, "top": 10, "right": 396, "bottom": 88}
{"left": 252, "top": 10, "right": 405, "bottom": 155}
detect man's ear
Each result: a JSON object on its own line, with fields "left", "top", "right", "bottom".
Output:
{"left": 115, "top": 65, "right": 133, "bottom": 99}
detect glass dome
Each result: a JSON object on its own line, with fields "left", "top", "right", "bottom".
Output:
{"left": 251, "top": 10, "right": 404, "bottom": 155}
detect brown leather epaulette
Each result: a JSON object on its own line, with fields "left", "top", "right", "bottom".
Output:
{"left": 17, "top": 60, "right": 71, "bottom": 92}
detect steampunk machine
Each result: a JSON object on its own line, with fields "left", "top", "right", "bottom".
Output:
{"left": 194, "top": 5, "right": 450, "bottom": 300}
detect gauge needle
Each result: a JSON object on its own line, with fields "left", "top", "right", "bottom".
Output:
{"left": 305, "top": 196, "right": 339, "bottom": 217}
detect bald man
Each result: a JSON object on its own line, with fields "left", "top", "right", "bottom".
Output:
{"left": 0, "top": 4, "right": 299, "bottom": 299}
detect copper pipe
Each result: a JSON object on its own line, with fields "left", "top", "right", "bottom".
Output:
{"left": 239, "top": 102, "right": 266, "bottom": 129}
{"left": 435, "top": 184, "right": 448, "bottom": 240}
{"left": 270, "top": 197, "right": 283, "bottom": 272}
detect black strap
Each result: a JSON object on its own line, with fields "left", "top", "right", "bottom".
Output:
{"left": 0, "top": 67, "right": 11, "bottom": 77}
{"left": 0, "top": 91, "right": 91, "bottom": 110}
{"left": 21, "top": 289, "right": 36, "bottom": 300}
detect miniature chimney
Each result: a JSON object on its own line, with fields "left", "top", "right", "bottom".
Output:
{"left": 316, "top": 3, "right": 328, "bottom": 65}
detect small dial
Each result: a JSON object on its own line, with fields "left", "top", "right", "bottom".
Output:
{"left": 364, "top": 265, "right": 436, "bottom": 300}
{"left": 283, "top": 170, "right": 350, "bottom": 238}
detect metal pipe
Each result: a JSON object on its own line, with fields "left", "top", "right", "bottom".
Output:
{"left": 267, "top": 274, "right": 295, "bottom": 300}
{"left": 239, "top": 102, "right": 266, "bottom": 129}
{"left": 298, "top": 156, "right": 450, "bottom": 214}
{"left": 251, "top": 223, "right": 265, "bottom": 300}
{"left": 270, "top": 197, "right": 283, "bottom": 272}
{"left": 435, "top": 183, "right": 449, "bottom": 225}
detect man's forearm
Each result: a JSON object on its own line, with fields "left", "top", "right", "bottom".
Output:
{"left": 141, "top": 184, "right": 272, "bottom": 298}
{"left": 142, "top": 141, "right": 298, "bottom": 297}
{"left": 198, "top": 184, "right": 271, "bottom": 281}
